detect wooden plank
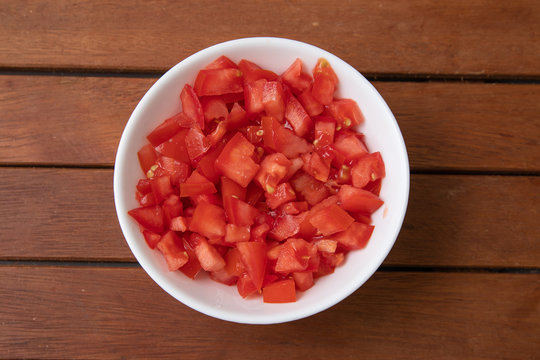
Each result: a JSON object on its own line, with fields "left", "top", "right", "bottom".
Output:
{"left": 1, "top": 168, "right": 538, "bottom": 267}
{"left": 1, "top": 75, "right": 539, "bottom": 171}
{"left": 0, "top": 1, "right": 539, "bottom": 76}
{"left": 0, "top": 267, "right": 537, "bottom": 359}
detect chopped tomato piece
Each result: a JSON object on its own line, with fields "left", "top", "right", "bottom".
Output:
{"left": 224, "top": 248, "right": 246, "bottom": 277}
{"left": 156, "top": 231, "right": 189, "bottom": 271}
{"left": 328, "top": 98, "right": 364, "bottom": 128}
{"left": 155, "top": 129, "right": 191, "bottom": 164}
{"left": 311, "top": 74, "right": 335, "bottom": 105}
{"left": 224, "top": 196, "right": 259, "bottom": 226}
{"left": 309, "top": 203, "right": 354, "bottom": 236}
{"left": 188, "top": 233, "right": 226, "bottom": 272}
{"left": 142, "top": 230, "right": 161, "bottom": 249}
{"left": 333, "top": 133, "right": 368, "bottom": 162}
{"left": 337, "top": 185, "right": 384, "bottom": 214}
{"left": 280, "top": 58, "right": 312, "bottom": 94}
{"left": 146, "top": 115, "right": 182, "bottom": 146}
{"left": 180, "top": 237, "right": 202, "bottom": 279}
{"left": 351, "top": 152, "right": 386, "bottom": 188}
{"left": 275, "top": 238, "right": 313, "bottom": 274}
{"left": 194, "top": 68, "right": 244, "bottom": 97}
{"left": 254, "top": 153, "right": 291, "bottom": 193}
{"left": 128, "top": 205, "right": 164, "bottom": 234}
{"left": 180, "top": 84, "right": 205, "bottom": 130}
{"left": 263, "top": 279, "right": 296, "bottom": 303}
{"left": 205, "top": 55, "right": 237, "bottom": 70}
{"left": 150, "top": 175, "right": 174, "bottom": 204}
{"left": 225, "top": 224, "right": 251, "bottom": 243}
{"left": 215, "top": 132, "right": 260, "bottom": 187}
{"left": 244, "top": 78, "right": 267, "bottom": 118}
{"left": 201, "top": 97, "right": 228, "bottom": 124}
{"left": 179, "top": 170, "right": 217, "bottom": 197}
{"left": 278, "top": 201, "right": 309, "bottom": 215}
{"left": 237, "top": 273, "right": 258, "bottom": 298}
{"left": 292, "top": 271, "right": 314, "bottom": 291}
{"left": 285, "top": 93, "right": 313, "bottom": 137}
{"left": 189, "top": 201, "right": 226, "bottom": 240}
{"left": 196, "top": 138, "right": 226, "bottom": 183}
{"left": 291, "top": 171, "right": 329, "bottom": 205}
{"left": 261, "top": 116, "right": 312, "bottom": 158}
{"left": 268, "top": 212, "right": 306, "bottom": 241}
{"left": 262, "top": 81, "right": 285, "bottom": 122}
{"left": 161, "top": 194, "right": 183, "bottom": 226}
{"left": 185, "top": 126, "right": 210, "bottom": 162}
{"left": 209, "top": 268, "right": 238, "bottom": 285}
{"left": 238, "top": 59, "right": 278, "bottom": 82}
{"left": 221, "top": 175, "right": 247, "bottom": 201}
{"left": 169, "top": 216, "right": 189, "bottom": 232}
{"left": 298, "top": 88, "right": 324, "bottom": 117}
{"left": 237, "top": 241, "right": 267, "bottom": 291}
{"left": 265, "top": 182, "right": 296, "bottom": 209}
{"left": 330, "top": 222, "right": 374, "bottom": 250}
{"left": 302, "top": 151, "right": 331, "bottom": 183}
{"left": 155, "top": 156, "right": 190, "bottom": 186}
{"left": 137, "top": 144, "right": 158, "bottom": 174}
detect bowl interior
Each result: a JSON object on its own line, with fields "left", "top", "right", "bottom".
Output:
{"left": 114, "top": 37, "right": 409, "bottom": 324}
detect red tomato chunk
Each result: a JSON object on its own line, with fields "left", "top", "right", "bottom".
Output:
{"left": 128, "top": 55, "right": 386, "bottom": 303}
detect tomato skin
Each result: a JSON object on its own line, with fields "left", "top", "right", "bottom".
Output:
{"left": 180, "top": 84, "right": 205, "bottom": 130}
{"left": 309, "top": 203, "right": 355, "bottom": 236}
{"left": 237, "top": 241, "right": 267, "bottom": 291}
{"left": 189, "top": 201, "right": 226, "bottom": 240}
{"left": 137, "top": 144, "right": 158, "bottom": 174}
{"left": 337, "top": 185, "right": 384, "bottom": 214}
{"left": 311, "top": 74, "right": 336, "bottom": 106}
{"left": 215, "top": 132, "right": 260, "bottom": 188}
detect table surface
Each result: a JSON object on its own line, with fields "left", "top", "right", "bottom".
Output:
{"left": 1, "top": 1, "right": 539, "bottom": 359}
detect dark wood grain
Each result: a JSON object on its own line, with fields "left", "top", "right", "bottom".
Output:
{"left": 1, "top": 168, "right": 538, "bottom": 267}
{"left": 0, "top": 266, "right": 537, "bottom": 359}
{"left": 0, "top": 1, "right": 539, "bottom": 76}
{"left": 1, "top": 75, "right": 539, "bottom": 171}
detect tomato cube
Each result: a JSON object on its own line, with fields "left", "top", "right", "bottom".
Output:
{"left": 281, "top": 58, "right": 312, "bottom": 94}
{"left": 337, "top": 185, "right": 384, "bottom": 214}
{"left": 137, "top": 144, "right": 158, "bottom": 174}
{"left": 285, "top": 93, "right": 313, "bottom": 137}
{"left": 265, "top": 182, "right": 296, "bottom": 209}
{"left": 263, "top": 279, "right": 296, "bottom": 303}
{"left": 351, "top": 152, "right": 386, "bottom": 189}
{"left": 237, "top": 241, "right": 267, "bottom": 291}
{"left": 262, "top": 81, "right": 285, "bottom": 122}
{"left": 194, "top": 68, "right": 244, "bottom": 97}
{"left": 215, "top": 132, "right": 260, "bottom": 188}
{"left": 328, "top": 98, "right": 365, "bottom": 128}
{"left": 330, "top": 222, "right": 374, "bottom": 250}
{"left": 146, "top": 115, "right": 182, "bottom": 147}
{"left": 156, "top": 231, "right": 189, "bottom": 271}
{"left": 189, "top": 201, "right": 226, "bottom": 240}
{"left": 188, "top": 233, "right": 226, "bottom": 272}
{"left": 309, "top": 204, "right": 354, "bottom": 236}
{"left": 128, "top": 205, "right": 164, "bottom": 234}
{"left": 180, "top": 84, "right": 205, "bottom": 130}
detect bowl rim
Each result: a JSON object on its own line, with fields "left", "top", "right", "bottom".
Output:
{"left": 114, "top": 36, "right": 410, "bottom": 324}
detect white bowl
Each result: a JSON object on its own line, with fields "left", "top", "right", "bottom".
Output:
{"left": 114, "top": 37, "right": 409, "bottom": 324}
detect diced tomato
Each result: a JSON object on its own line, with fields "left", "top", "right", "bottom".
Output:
{"left": 225, "top": 224, "right": 251, "bottom": 243}
{"left": 215, "top": 132, "right": 260, "bottom": 188}
{"left": 262, "top": 81, "right": 285, "bottom": 122}
{"left": 351, "top": 152, "right": 386, "bottom": 188}
{"left": 337, "top": 185, "right": 384, "bottom": 214}
{"left": 244, "top": 78, "right": 267, "bottom": 118}
{"left": 146, "top": 115, "right": 182, "bottom": 147}
{"left": 315, "top": 239, "right": 338, "bottom": 253}
{"left": 280, "top": 58, "right": 312, "bottom": 94}
{"left": 237, "top": 273, "right": 258, "bottom": 298}
{"left": 251, "top": 222, "right": 271, "bottom": 243}
{"left": 328, "top": 98, "right": 364, "bottom": 128}
{"left": 364, "top": 178, "right": 382, "bottom": 196}
{"left": 263, "top": 279, "right": 296, "bottom": 303}
{"left": 302, "top": 151, "right": 331, "bottom": 183}
{"left": 179, "top": 170, "right": 217, "bottom": 197}
{"left": 185, "top": 126, "right": 210, "bottom": 162}
{"left": 136, "top": 191, "right": 156, "bottom": 207}
{"left": 225, "top": 102, "right": 248, "bottom": 130}
{"left": 142, "top": 230, "right": 161, "bottom": 249}
{"left": 329, "top": 222, "right": 374, "bottom": 250}
{"left": 155, "top": 129, "right": 191, "bottom": 164}
{"left": 188, "top": 233, "right": 226, "bottom": 272}
{"left": 265, "top": 182, "right": 296, "bottom": 209}
{"left": 292, "top": 271, "right": 314, "bottom": 291}
{"left": 221, "top": 176, "right": 247, "bottom": 201}
{"left": 238, "top": 59, "right": 278, "bottom": 82}
{"left": 137, "top": 144, "right": 158, "bottom": 174}
{"left": 291, "top": 171, "right": 329, "bottom": 205}
{"left": 254, "top": 153, "right": 291, "bottom": 193}
{"left": 180, "top": 84, "right": 205, "bottom": 130}
{"left": 201, "top": 97, "right": 228, "bottom": 124}
{"left": 180, "top": 237, "right": 202, "bottom": 279}
{"left": 136, "top": 179, "right": 152, "bottom": 194}
{"left": 194, "top": 68, "right": 244, "bottom": 97}
{"left": 311, "top": 74, "right": 335, "bottom": 106}
{"left": 237, "top": 241, "right": 267, "bottom": 291}
{"left": 261, "top": 116, "right": 312, "bottom": 158}
{"left": 156, "top": 231, "right": 189, "bottom": 271}
{"left": 309, "top": 203, "right": 354, "bottom": 236}
{"left": 206, "top": 120, "right": 228, "bottom": 146}
{"left": 298, "top": 88, "right": 324, "bottom": 117}
{"left": 155, "top": 156, "right": 190, "bottom": 186}
{"left": 333, "top": 133, "right": 368, "bottom": 162}
{"left": 313, "top": 116, "right": 335, "bottom": 149}
{"left": 313, "top": 58, "right": 338, "bottom": 84}
{"left": 285, "top": 93, "right": 313, "bottom": 137}
{"left": 268, "top": 212, "right": 306, "bottom": 241}
{"left": 161, "top": 194, "right": 183, "bottom": 226}
{"left": 169, "top": 216, "right": 189, "bottom": 232}
{"left": 278, "top": 201, "right": 308, "bottom": 215}
{"left": 150, "top": 176, "right": 174, "bottom": 204}
{"left": 196, "top": 138, "right": 226, "bottom": 183}
{"left": 275, "top": 238, "right": 313, "bottom": 274}
{"left": 209, "top": 268, "right": 238, "bottom": 285}
{"left": 205, "top": 55, "right": 237, "bottom": 70}
{"left": 189, "top": 201, "right": 226, "bottom": 240}
{"left": 224, "top": 248, "right": 246, "bottom": 277}
{"left": 128, "top": 205, "right": 164, "bottom": 234}
{"left": 223, "top": 196, "right": 259, "bottom": 226}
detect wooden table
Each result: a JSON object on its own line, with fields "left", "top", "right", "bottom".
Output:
{"left": 1, "top": 1, "right": 539, "bottom": 358}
